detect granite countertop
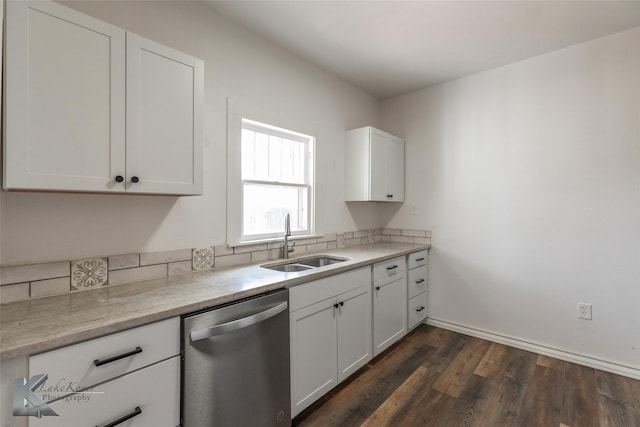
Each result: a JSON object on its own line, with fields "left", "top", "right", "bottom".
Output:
{"left": 0, "top": 242, "right": 428, "bottom": 360}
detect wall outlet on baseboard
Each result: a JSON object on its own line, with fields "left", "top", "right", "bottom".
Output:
{"left": 578, "top": 302, "right": 592, "bottom": 320}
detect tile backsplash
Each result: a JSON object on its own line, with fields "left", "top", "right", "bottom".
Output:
{"left": 0, "top": 228, "right": 431, "bottom": 304}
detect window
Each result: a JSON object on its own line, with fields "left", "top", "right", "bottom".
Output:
{"left": 240, "top": 119, "right": 315, "bottom": 241}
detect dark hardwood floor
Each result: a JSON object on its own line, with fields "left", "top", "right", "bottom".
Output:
{"left": 293, "top": 325, "right": 640, "bottom": 427}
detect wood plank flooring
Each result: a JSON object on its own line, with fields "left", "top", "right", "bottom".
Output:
{"left": 293, "top": 325, "right": 640, "bottom": 427}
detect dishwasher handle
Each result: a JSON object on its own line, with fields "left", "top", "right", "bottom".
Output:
{"left": 190, "top": 301, "right": 288, "bottom": 342}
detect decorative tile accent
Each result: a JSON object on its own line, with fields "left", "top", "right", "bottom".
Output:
{"left": 71, "top": 258, "right": 108, "bottom": 290}
{"left": 336, "top": 233, "right": 346, "bottom": 248}
{"left": 192, "top": 247, "right": 214, "bottom": 271}
{"left": 367, "top": 229, "right": 375, "bottom": 244}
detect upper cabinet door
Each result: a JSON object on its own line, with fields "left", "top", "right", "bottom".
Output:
{"left": 3, "top": 1, "right": 126, "bottom": 192}
{"left": 345, "top": 126, "right": 404, "bottom": 202}
{"left": 126, "top": 34, "right": 204, "bottom": 195}
{"left": 386, "top": 136, "right": 405, "bottom": 202}
{"left": 369, "top": 129, "right": 388, "bottom": 201}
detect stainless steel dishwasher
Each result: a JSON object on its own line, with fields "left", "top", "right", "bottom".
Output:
{"left": 182, "top": 289, "right": 290, "bottom": 427}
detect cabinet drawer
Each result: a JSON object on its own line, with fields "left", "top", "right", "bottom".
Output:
{"left": 290, "top": 267, "right": 370, "bottom": 312}
{"left": 30, "top": 356, "right": 180, "bottom": 427}
{"left": 407, "top": 265, "right": 428, "bottom": 299}
{"left": 408, "top": 250, "right": 428, "bottom": 270}
{"left": 372, "top": 256, "right": 406, "bottom": 281}
{"left": 408, "top": 292, "right": 428, "bottom": 330}
{"left": 30, "top": 317, "right": 179, "bottom": 391}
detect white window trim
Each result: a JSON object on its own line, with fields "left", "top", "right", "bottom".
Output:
{"left": 226, "top": 99, "right": 317, "bottom": 246}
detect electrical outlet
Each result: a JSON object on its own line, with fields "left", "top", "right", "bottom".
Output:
{"left": 578, "top": 302, "right": 592, "bottom": 320}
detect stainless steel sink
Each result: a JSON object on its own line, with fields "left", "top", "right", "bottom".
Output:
{"left": 297, "top": 257, "right": 346, "bottom": 267}
{"left": 264, "top": 264, "right": 313, "bottom": 272}
{"left": 261, "top": 255, "right": 348, "bottom": 272}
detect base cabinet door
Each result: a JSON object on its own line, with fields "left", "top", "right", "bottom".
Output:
{"left": 290, "top": 298, "right": 338, "bottom": 417}
{"left": 29, "top": 357, "right": 180, "bottom": 427}
{"left": 337, "top": 285, "right": 372, "bottom": 383}
{"left": 373, "top": 272, "right": 407, "bottom": 356}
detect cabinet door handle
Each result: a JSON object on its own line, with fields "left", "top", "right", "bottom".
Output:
{"left": 97, "top": 406, "right": 142, "bottom": 427}
{"left": 375, "top": 286, "right": 381, "bottom": 291}
{"left": 386, "top": 194, "right": 393, "bottom": 198}
{"left": 416, "top": 279, "right": 425, "bottom": 284}
{"left": 416, "top": 306, "right": 425, "bottom": 312}
{"left": 339, "top": 301, "right": 344, "bottom": 307}
{"left": 416, "top": 257, "right": 425, "bottom": 262}
{"left": 130, "top": 176, "right": 140, "bottom": 183}
{"left": 334, "top": 303, "right": 339, "bottom": 309}
{"left": 114, "top": 175, "right": 124, "bottom": 183}
{"left": 93, "top": 347, "right": 142, "bottom": 367}
{"left": 386, "top": 265, "right": 398, "bottom": 271}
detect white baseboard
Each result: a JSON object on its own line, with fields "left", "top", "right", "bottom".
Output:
{"left": 426, "top": 317, "right": 640, "bottom": 380}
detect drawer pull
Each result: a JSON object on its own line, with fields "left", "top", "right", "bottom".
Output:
{"left": 416, "top": 257, "right": 425, "bottom": 262}
{"left": 93, "top": 347, "right": 142, "bottom": 367}
{"left": 416, "top": 306, "right": 425, "bottom": 312}
{"left": 386, "top": 265, "right": 398, "bottom": 271}
{"left": 416, "top": 279, "right": 425, "bottom": 284}
{"left": 97, "top": 406, "right": 142, "bottom": 427}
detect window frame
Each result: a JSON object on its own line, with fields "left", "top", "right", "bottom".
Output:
{"left": 227, "top": 101, "right": 316, "bottom": 246}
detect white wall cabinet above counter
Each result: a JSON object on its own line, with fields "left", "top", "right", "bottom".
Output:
{"left": 345, "top": 126, "right": 404, "bottom": 202}
{"left": 3, "top": 0, "right": 203, "bottom": 195}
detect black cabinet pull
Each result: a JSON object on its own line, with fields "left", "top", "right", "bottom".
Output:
{"left": 339, "top": 301, "right": 344, "bottom": 307}
{"left": 334, "top": 303, "right": 339, "bottom": 309}
{"left": 114, "top": 175, "right": 124, "bottom": 183}
{"left": 416, "top": 306, "right": 425, "bottom": 312}
{"left": 97, "top": 406, "right": 142, "bottom": 427}
{"left": 416, "top": 279, "right": 425, "bottom": 284}
{"left": 386, "top": 265, "right": 398, "bottom": 270}
{"left": 131, "top": 176, "right": 140, "bottom": 183}
{"left": 416, "top": 257, "right": 425, "bottom": 262}
{"left": 93, "top": 347, "right": 142, "bottom": 367}
{"left": 375, "top": 286, "right": 381, "bottom": 291}
{"left": 386, "top": 194, "right": 393, "bottom": 198}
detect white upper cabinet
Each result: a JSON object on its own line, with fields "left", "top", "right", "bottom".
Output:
{"left": 126, "top": 34, "right": 203, "bottom": 195}
{"left": 345, "top": 126, "right": 405, "bottom": 202}
{"left": 3, "top": 0, "right": 203, "bottom": 195}
{"left": 4, "top": 1, "right": 126, "bottom": 193}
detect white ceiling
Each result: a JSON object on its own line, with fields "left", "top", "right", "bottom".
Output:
{"left": 202, "top": 1, "right": 640, "bottom": 100}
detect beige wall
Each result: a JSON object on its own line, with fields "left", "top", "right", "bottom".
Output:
{"left": 0, "top": 1, "right": 381, "bottom": 265}
{"left": 381, "top": 27, "right": 640, "bottom": 370}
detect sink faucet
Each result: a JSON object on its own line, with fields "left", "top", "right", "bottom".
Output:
{"left": 281, "top": 213, "right": 295, "bottom": 259}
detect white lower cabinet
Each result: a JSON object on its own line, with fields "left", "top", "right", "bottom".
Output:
{"left": 290, "top": 267, "right": 371, "bottom": 417}
{"left": 27, "top": 318, "right": 180, "bottom": 427}
{"left": 29, "top": 357, "right": 180, "bottom": 427}
{"left": 372, "top": 257, "right": 407, "bottom": 356}
{"left": 407, "top": 250, "right": 429, "bottom": 330}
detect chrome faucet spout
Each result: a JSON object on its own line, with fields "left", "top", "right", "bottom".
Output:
{"left": 285, "top": 213, "right": 291, "bottom": 237}
{"left": 282, "top": 213, "right": 294, "bottom": 259}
